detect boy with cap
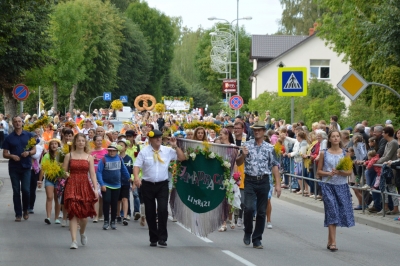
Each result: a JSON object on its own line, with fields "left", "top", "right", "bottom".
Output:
{"left": 134, "top": 129, "right": 186, "bottom": 247}
{"left": 97, "top": 143, "right": 130, "bottom": 230}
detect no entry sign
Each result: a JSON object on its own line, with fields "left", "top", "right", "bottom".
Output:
{"left": 13, "top": 84, "right": 30, "bottom": 101}
{"left": 229, "top": 95, "right": 244, "bottom": 110}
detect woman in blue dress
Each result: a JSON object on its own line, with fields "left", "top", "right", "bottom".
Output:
{"left": 317, "top": 130, "right": 354, "bottom": 252}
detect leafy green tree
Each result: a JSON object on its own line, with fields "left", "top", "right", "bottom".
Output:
{"left": 107, "top": 0, "right": 136, "bottom": 11}
{"left": 125, "top": 1, "right": 176, "bottom": 100}
{"left": 161, "top": 71, "right": 189, "bottom": 97}
{"left": 44, "top": 0, "right": 124, "bottom": 112}
{"left": 195, "top": 25, "right": 253, "bottom": 103}
{"left": 187, "top": 84, "right": 218, "bottom": 109}
{"left": 110, "top": 18, "right": 153, "bottom": 109}
{"left": 277, "top": 0, "right": 323, "bottom": 35}
{"left": 341, "top": 98, "right": 397, "bottom": 128}
{"left": 0, "top": 0, "right": 53, "bottom": 116}
{"left": 247, "top": 79, "right": 346, "bottom": 128}
{"left": 317, "top": 0, "right": 400, "bottom": 119}
{"left": 171, "top": 23, "right": 204, "bottom": 85}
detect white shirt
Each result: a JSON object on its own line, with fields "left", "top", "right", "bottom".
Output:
{"left": 134, "top": 145, "right": 177, "bottom": 182}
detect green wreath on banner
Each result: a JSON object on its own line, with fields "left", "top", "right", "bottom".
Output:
{"left": 172, "top": 143, "right": 235, "bottom": 213}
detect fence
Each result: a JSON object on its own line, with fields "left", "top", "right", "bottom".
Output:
{"left": 282, "top": 157, "right": 400, "bottom": 218}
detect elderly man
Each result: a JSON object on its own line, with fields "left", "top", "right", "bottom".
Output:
{"left": 2, "top": 116, "right": 37, "bottom": 222}
{"left": 133, "top": 129, "right": 186, "bottom": 247}
{"left": 236, "top": 121, "right": 281, "bottom": 249}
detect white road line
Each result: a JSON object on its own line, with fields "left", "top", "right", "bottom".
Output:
{"left": 168, "top": 216, "right": 213, "bottom": 243}
{"left": 221, "top": 250, "right": 256, "bottom": 266}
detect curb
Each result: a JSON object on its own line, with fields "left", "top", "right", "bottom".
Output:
{"left": 278, "top": 191, "right": 400, "bottom": 235}
{"left": 0, "top": 159, "right": 8, "bottom": 163}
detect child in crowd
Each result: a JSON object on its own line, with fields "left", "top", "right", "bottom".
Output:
{"left": 362, "top": 150, "right": 381, "bottom": 190}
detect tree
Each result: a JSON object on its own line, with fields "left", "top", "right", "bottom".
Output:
{"left": 171, "top": 22, "right": 204, "bottom": 85}
{"left": 247, "top": 79, "right": 346, "bottom": 128}
{"left": 161, "top": 71, "right": 189, "bottom": 97}
{"left": 107, "top": 0, "right": 136, "bottom": 11}
{"left": 45, "top": 0, "right": 124, "bottom": 112}
{"left": 317, "top": 0, "right": 400, "bottom": 121}
{"left": 195, "top": 25, "right": 253, "bottom": 103}
{"left": 125, "top": 1, "right": 176, "bottom": 100}
{"left": 277, "top": 0, "right": 323, "bottom": 35}
{"left": 111, "top": 18, "right": 153, "bottom": 108}
{"left": 0, "top": 0, "right": 53, "bottom": 116}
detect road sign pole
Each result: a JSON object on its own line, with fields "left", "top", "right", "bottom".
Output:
{"left": 368, "top": 82, "right": 400, "bottom": 99}
{"left": 89, "top": 96, "right": 103, "bottom": 114}
{"left": 291, "top": 97, "right": 294, "bottom": 124}
{"left": 20, "top": 101, "right": 23, "bottom": 114}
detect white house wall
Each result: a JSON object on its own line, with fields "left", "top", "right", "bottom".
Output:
{"left": 251, "top": 36, "right": 351, "bottom": 107}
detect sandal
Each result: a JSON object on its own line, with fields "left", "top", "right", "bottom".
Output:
{"left": 328, "top": 244, "right": 338, "bottom": 252}
{"left": 218, "top": 224, "right": 227, "bottom": 232}
{"left": 296, "top": 190, "right": 304, "bottom": 195}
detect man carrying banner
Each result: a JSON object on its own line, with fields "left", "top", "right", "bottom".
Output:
{"left": 236, "top": 121, "right": 281, "bottom": 249}
{"left": 133, "top": 129, "right": 185, "bottom": 247}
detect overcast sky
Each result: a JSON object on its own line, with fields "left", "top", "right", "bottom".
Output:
{"left": 145, "top": 0, "right": 283, "bottom": 35}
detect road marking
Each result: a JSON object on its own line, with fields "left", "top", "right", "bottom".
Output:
{"left": 168, "top": 216, "right": 213, "bottom": 243}
{"left": 221, "top": 250, "right": 256, "bottom": 266}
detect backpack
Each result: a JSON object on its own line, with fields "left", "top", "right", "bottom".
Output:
{"left": 381, "top": 164, "right": 394, "bottom": 185}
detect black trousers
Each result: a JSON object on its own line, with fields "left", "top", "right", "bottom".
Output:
{"left": 102, "top": 188, "right": 121, "bottom": 222}
{"left": 243, "top": 177, "right": 270, "bottom": 244}
{"left": 141, "top": 180, "right": 169, "bottom": 243}
{"left": 29, "top": 170, "right": 39, "bottom": 210}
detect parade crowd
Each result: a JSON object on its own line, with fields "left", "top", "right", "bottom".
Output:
{"left": 1, "top": 107, "right": 399, "bottom": 251}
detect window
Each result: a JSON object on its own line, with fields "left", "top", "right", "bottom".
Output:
{"left": 310, "top": 59, "right": 330, "bottom": 79}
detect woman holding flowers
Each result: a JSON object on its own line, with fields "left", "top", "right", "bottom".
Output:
{"left": 62, "top": 133, "right": 98, "bottom": 249}
{"left": 38, "top": 139, "right": 62, "bottom": 224}
{"left": 317, "top": 130, "right": 354, "bottom": 252}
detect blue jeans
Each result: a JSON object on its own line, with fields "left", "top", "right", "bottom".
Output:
{"left": 368, "top": 169, "right": 382, "bottom": 211}
{"left": 243, "top": 177, "right": 270, "bottom": 244}
{"left": 306, "top": 170, "right": 315, "bottom": 194}
{"left": 9, "top": 168, "right": 31, "bottom": 217}
{"left": 133, "top": 188, "right": 140, "bottom": 213}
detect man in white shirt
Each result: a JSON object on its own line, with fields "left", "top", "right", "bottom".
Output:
{"left": 133, "top": 129, "right": 185, "bottom": 247}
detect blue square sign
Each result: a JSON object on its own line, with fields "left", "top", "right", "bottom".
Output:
{"left": 278, "top": 67, "right": 307, "bottom": 96}
{"left": 103, "top": 92, "right": 112, "bottom": 101}
{"left": 120, "top": 95, "right": 128, "bottom": 103}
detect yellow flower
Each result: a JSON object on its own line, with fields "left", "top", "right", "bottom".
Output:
{"left": 41, "top": 160, "right": 65, "bottom": 182}
{"left": 25, "top": 137, "right": 37, "bottom": 150}
{"left": 336, "top": 156, "right": 353, "bottom": 171}
{"left": 62, "top": 144, "right": 70, "bottom": 154}
{"left": 111, "top": 99, "right": 123, "bottom": 110}
{"left": 148, "top": 131, "right": 154, "bottom": 137}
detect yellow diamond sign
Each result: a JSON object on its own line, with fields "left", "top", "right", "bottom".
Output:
{"left": 337, "top": 69, "right": 369, "bottom": 101}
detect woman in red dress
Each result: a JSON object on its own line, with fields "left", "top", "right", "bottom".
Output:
{"left": 63, "top": 133, "right": 98, "bottom": 249}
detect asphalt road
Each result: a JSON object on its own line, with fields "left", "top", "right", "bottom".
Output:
{"left": 0, "top": 162, "right": 399, "bottom": 266}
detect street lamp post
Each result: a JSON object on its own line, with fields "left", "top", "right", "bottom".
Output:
{"left": 208, "top": 3, "right": 251, "bottom": 116}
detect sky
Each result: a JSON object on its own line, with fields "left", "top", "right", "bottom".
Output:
{"left": 145, "top": 0, "right": 283, "bottom": 35}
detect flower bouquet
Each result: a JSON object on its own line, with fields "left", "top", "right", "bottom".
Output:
{"left": 41, "top": 160, "right": 66, "bottom": 183}
{"left": 232, "top": 172, "right": 241, "bottom": 186}
{"left": 25, "top": 137, "right": 37, "bottom": 151}
{"left": 325, "top": 156, "right": 353, "bottom": 182}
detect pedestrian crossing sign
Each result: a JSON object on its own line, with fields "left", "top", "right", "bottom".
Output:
{"left": 278, "top": 67, "right": 307, "bottom": 96}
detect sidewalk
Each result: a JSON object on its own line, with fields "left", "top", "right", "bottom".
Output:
{"left": 0, "top": 151, "right": 8, "bottom": 163}
{"left": 278, "top": 188, "right": 400, "bottom": 235}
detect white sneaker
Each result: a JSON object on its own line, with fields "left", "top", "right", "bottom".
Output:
{"left": 70, "top": 241, "right": 78, "bottom": 249}
{"left": 267, "top": 222, "right": 272, "bottom": 229}
{"left": 81, "top": 234, "right": 87, "bottom": 245}
{"left": 237, "top": 218, "right": 243, "bottom": 227}
{"left": 61, "top": 220, "right": 67, "bottom": 227}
